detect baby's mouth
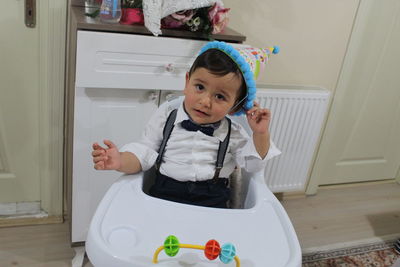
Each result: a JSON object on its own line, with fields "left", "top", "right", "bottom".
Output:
{"left": 194, "top": 109, "right": 209, "bottom": 116}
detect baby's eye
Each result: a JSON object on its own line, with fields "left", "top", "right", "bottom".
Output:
{"left": 215, "top": 94, "right": 226, "bottom": 101}
{"left": 195, "top": 84, "right": 204, "bottom": 91}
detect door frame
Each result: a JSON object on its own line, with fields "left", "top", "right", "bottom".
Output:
{"left": 37, "top": 0, "right": 67, "bottom": 216}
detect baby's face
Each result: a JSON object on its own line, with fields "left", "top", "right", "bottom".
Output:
{"left": 183, "top": 67, "right": 242, "bottom": 124}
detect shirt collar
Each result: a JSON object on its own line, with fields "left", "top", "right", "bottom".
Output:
{"left": 174, "top": 102, "right": 228, "bottom": 142}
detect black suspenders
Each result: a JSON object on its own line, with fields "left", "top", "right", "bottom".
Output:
{"left": 155, "top": 109, "right": 178, "bottom": 171}
{"left": 155, "top": 109, "right": 231, "bottom": 181}
{"left": 212, "top": 118, "right": 231, "bottom": 180}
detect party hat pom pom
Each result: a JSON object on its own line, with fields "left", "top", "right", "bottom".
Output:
{"left": 246, "top": 102, "right": 253, "bottom": 110}
{"left": 247, "top": 79, "right": 256, "bottom": 88}
{"left": 164, "top": 235, "right": 180, "bottom": 257}
{"left": 244, "top": 72, "right": 254, "bottom": 83}
{"left": 225, "top": 45, "right": 234, "bottom": 54}
{"left": 273, "top": 46, "right": 280, "bottom": 54}
{"left": 236, "top": 56, "right": 247, "bottom": 67}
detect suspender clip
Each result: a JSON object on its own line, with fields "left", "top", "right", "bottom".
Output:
{"left": 212, "top": 166, "right": 222, "bottom": 182}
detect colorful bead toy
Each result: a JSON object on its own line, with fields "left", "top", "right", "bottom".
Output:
{"left": 220, "top": 243, "right": 236, "bottom": 264}
{"left": 204, "top": 239, "right": 221, "bottom": 260}
{"left": 153, "top": 235, "right": 240, "bottom": 266}
{"left": 163, "top": 235, "right": 180, "bottom": 257}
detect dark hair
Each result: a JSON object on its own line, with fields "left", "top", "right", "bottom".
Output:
{"left": 189, "top": 49, "right": 247, "bottom": 112}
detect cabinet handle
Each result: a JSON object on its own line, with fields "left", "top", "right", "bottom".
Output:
{"left": 165, "top": 63, "right": 175, "bottom": 72}
{"left": 148, "top": 92, "right": 159, "bottom": 101}
{"left": 25, "top": 0, "right": 36, "bottom": 28}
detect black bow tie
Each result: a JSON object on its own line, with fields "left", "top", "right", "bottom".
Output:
{"left": 181, "top": 120, "right": 214, "bottom": 136}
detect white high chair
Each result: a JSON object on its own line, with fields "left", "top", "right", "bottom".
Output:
{"left": 85, "top": 97, "right": 301, "bottom": 267}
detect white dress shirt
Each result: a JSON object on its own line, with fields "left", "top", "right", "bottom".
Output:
{"left": 120, "top": 101, "right": 281, "bottom": 182}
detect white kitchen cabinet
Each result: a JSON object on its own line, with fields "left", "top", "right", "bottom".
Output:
{"left": 72, "top": 31, "right": 232, "bottom": 242}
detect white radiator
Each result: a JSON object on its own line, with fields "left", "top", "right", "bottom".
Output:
{"left": 257, "top": 85, "right": 330, "bottom": 192}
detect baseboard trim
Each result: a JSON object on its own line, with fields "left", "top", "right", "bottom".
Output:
{"left": 274, "top": 191, "right": 306, "bottom": 201}
{"left": 319, "top": 179, "right": 396, "bottom": 190}
{"left": 0, "top": 215, "right": 63, "bottom": 228}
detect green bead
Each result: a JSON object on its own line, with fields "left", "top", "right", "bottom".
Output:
{"left": 164, "top": 235, "right": 180, "bottom": 257}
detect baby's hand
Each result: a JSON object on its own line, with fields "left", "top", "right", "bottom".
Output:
{"left": 246, "top": 102, "right": 271, "bottom": 135}
{"left": 92, "top": 140, "right": 121, "bottom": 170}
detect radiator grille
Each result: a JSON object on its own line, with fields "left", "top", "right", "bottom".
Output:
{"left": 257, "top": 87, "right": 330, "bottom": 192}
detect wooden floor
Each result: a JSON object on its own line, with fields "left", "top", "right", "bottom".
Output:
{"left": 0, "top": 181, "right": 399, "bottom": 266}
{"left": 281, "top": 181, "right": 400, "bottom": 252}
{"left": 0, "top": 223, "right": 74, "bottom": 266}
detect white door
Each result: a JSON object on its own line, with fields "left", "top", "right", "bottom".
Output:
{"left": 308, "top": 0, "right": 400, "bottom": 192}
{"left": 0, "top": 1, "right": 66, "bottom": 215}
{"left": 0, "top": 0, "right": 41, "bottom": 206}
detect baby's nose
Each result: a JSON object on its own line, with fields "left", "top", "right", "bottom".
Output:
{"left": 200, "top": 95, "right": 211, "bottom": 107}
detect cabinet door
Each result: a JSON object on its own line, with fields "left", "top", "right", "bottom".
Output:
{"left": 72, "top": 87, "right": 159, "bottom": 242}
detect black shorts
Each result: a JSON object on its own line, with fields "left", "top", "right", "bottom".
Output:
{"left": 149, "top": 172, "right": 230, "bottom": 208}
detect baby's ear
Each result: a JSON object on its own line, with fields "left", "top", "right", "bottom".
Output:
{"left": 184, "top": 72, "right": 190, "bottom": 87}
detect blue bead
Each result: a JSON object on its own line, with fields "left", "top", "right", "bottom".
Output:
{"left": 219, "top": 243, "right": 236, "bottom": 264}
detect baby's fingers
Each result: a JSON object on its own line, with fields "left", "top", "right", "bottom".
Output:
{"left": 104, "top": 140, "right": 117, "bottom": 149}
{"left": 246, "top": 104, "right": 257, "bottom": 113}
{"left": 258, "top": 109, "right": 270, "bottom": 117}
{"left": 92, "top": 142, "right": 105, "bottom": 150}
{"left": 92, "top": 149, "right": 105, "bottom": 157}
{"left": 93, "top": 155, "right": 107, "bottom": 164}
{"left": 246, "top": 108, "right": 258, "bottom": 119}
{"left": 248, "top": 108, "right": 261, "bottom": 119}
{"left": 94, "top": 161, "right": 105, "bottom": 170}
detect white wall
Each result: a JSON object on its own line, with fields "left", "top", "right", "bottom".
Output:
{"left": 226, "top": 0, "right": 360, "bottom": 91}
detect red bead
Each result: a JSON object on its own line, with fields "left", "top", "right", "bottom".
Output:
{"left": 204, "top": 239, "right": 221, "bottom": 260}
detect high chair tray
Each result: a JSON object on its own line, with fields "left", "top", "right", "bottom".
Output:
{"left": 86, "top": 170, "right": 301, "bottom": 267}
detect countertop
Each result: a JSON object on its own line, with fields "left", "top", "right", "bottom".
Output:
{"left": 71, "top": 6, "right": 246, "bottom": 43}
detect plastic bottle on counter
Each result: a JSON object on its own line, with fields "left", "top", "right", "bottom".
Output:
{"left": 99, "top": 0, "right": 121, "bottom": 23}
